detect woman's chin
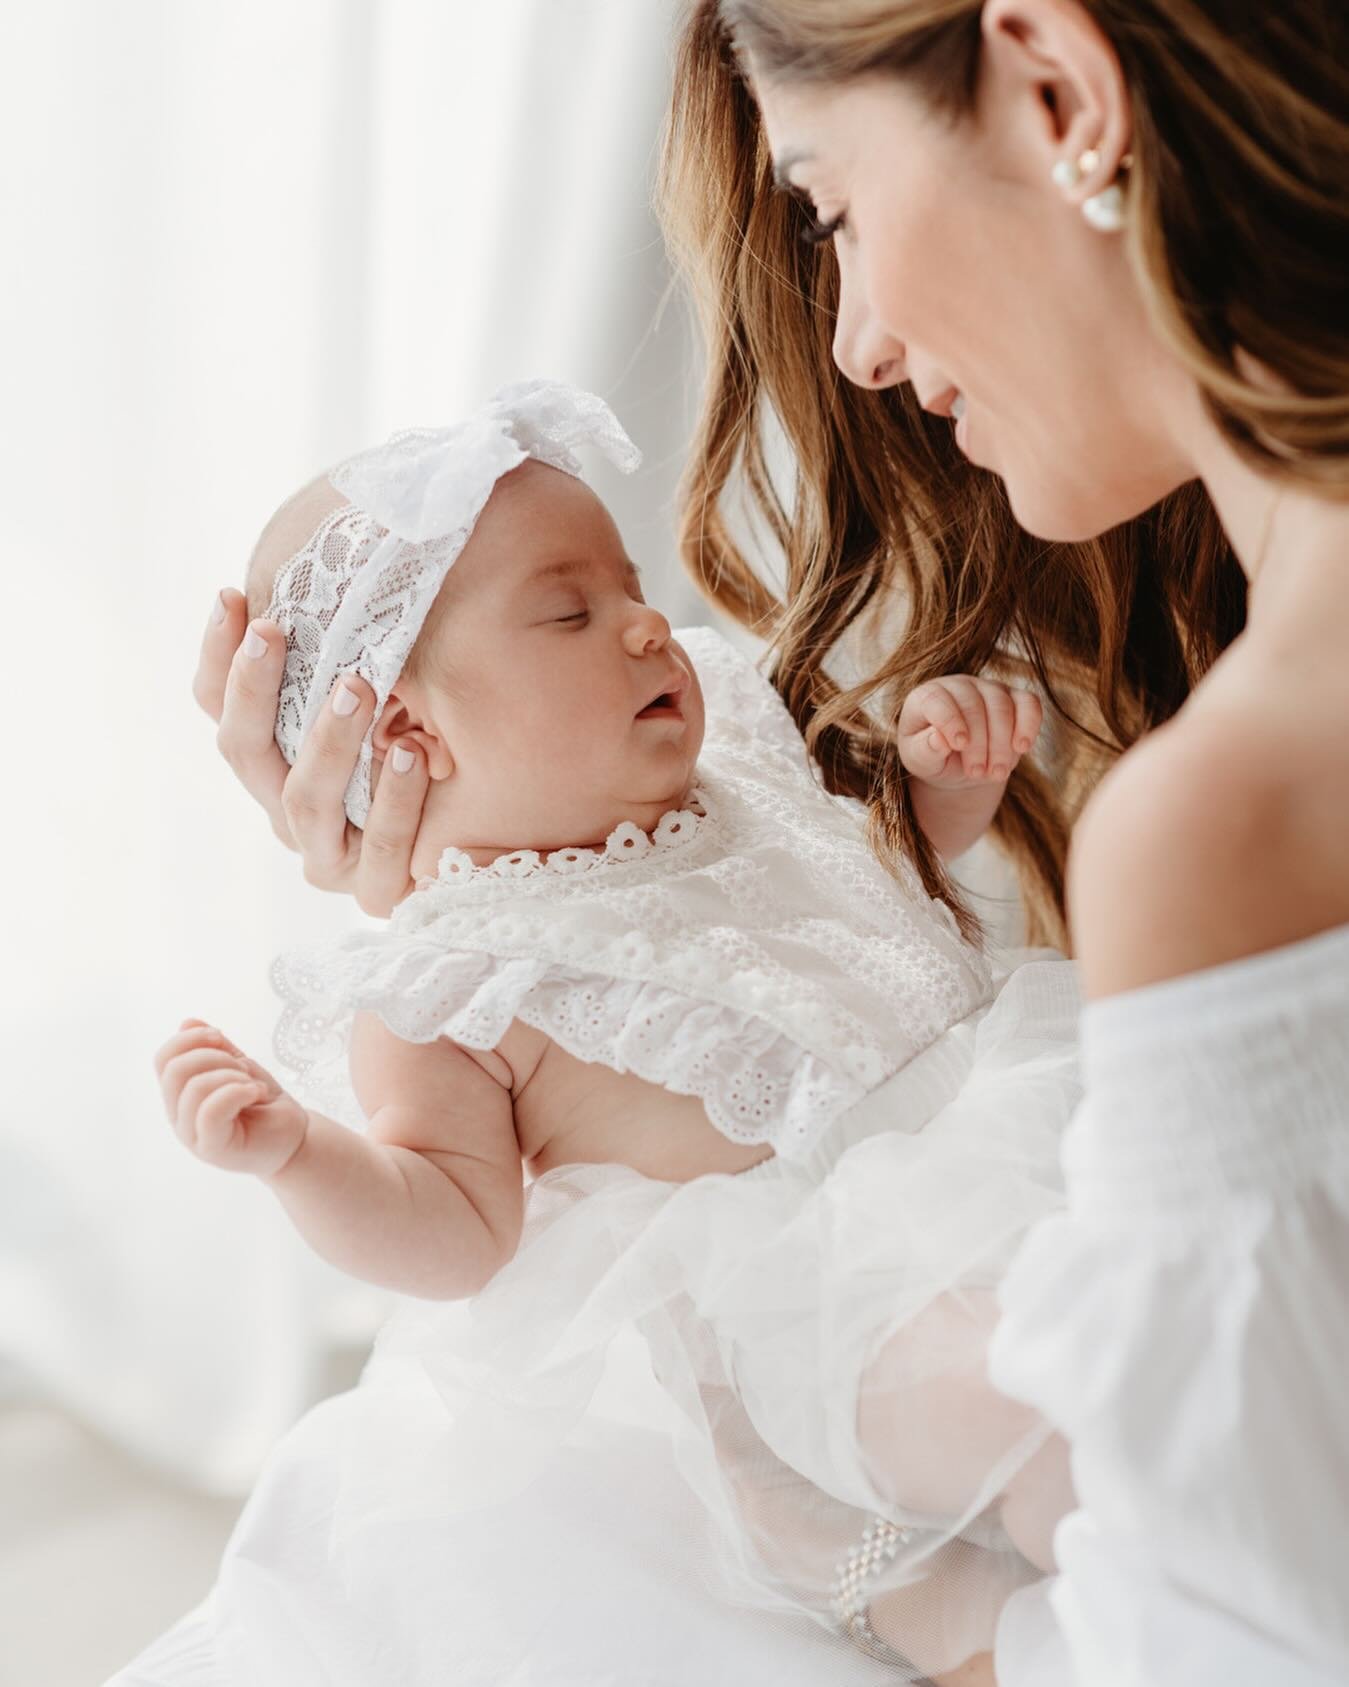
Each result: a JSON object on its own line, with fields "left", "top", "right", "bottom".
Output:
{"left": 1002, "top": 473, "right": 1168, "bottom": 546}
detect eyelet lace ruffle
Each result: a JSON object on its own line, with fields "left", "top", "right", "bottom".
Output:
{"left": 273, "top": 940, "right": 857, "bottom": 1153}
{"left": 271, "top": 629, "right": 994, "bottom": 1160}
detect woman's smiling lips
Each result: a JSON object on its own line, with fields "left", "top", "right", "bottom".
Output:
{"left": 918, "top": 383, "right": 977, "bottom": 461}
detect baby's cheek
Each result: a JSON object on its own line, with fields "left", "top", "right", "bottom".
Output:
{"left": 522, "top": 702, "right": 603, "bottom": 786}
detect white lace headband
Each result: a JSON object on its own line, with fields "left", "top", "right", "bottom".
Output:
{"left": 262, "top": 379, "right": 641, "bottom": 827}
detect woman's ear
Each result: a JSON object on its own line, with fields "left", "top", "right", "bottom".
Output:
{"left": 980, "top": 0, "right": 1131, "bottom": 188}
{"left": 371, "top": 691, "right": 455, "bottom": 780}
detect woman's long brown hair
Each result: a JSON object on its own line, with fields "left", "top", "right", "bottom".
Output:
{"left": 655, "top": 0, "right": 1349, "bottom": 945}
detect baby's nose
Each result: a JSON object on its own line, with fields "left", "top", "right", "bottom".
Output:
{"left": 624, "top": 604, "right": 670, "bottom": 655}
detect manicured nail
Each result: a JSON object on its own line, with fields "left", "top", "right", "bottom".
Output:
{"left": 210, "top": 593, "right": 227, "bottom": 626}
{"left": 332, "top": 683, "right": 360, "bottom": 717}
{"left": 391, "top": 745, "right": 415, "bottom": 774}
{"left": 243, "top": 627, "right": 268, "bottom": 659}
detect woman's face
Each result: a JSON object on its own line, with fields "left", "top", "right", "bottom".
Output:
{"left": 752, "top": 43, "right": 1196, "bottom": 541}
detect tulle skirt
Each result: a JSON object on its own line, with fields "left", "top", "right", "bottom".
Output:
{"left": 109, "top": 1369, "right": 902, "bottom": 1687}
{"left": 327, "top": 954, "right": 1083, "bottom": 1679}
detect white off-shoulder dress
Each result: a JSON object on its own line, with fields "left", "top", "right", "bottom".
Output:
{"left": 990, "top": 924, "right": 1349, "bottom": 1686}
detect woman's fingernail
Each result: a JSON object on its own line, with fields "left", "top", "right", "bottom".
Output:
{"left": 391, "top": 745, "right": 415, "bottom": 774}
{"left": 210, "top": 593, "right": 228, "bottom": 626}
{"left": 243, "top": 627, "right": 268, "bottom": 659}
{"left": 332, "top": 683, "right": 360, "bottom": 718}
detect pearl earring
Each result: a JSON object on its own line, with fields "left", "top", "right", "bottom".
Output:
{"left": 1082, "top": 184, "right": 1127, "bottom": 231}
{"left": 1050, "top": 146, "right": 1131, "bottom": 232}
{"left": 1051, "top": 146, "right": 1102, "bottom": 189}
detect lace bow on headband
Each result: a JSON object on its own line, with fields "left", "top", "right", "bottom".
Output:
{"left": 262, "top": 379, "right": 641, "bottom": 827}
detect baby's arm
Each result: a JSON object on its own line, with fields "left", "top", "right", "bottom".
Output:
{"left": 896, "top": 676, "right": 1043, "bottom": 860}
{"left": 155, "top": 1017, "right": 523, "bottom": 1298}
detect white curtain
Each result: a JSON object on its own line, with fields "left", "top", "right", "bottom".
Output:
{"left": 1, "top": 0, "right": 697, "bottom": 1494}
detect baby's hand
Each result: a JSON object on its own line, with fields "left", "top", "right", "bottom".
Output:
{"left": 897, "top": 676, "right": 1042, "bottom": 789}
{"left": 154, "top": 1020, "right": 309, "bottom": 1179}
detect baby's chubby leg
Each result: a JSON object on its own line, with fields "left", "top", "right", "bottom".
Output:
{"left": 856, "top": 1288, "right": 1075, "bottom": 1573}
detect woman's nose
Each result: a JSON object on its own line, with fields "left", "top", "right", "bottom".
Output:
{"left": 833, "top": 311, "right": 906, "bottom": 389}
{"left": 624, "top": 602, "right": 671, "bottom": 656}
{"left": 832, "top": 255, "right": 906, "bottom": 390}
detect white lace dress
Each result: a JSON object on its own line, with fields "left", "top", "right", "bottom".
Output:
{"left": 111, "top": 630, "right": 1082, "bottom": 1686}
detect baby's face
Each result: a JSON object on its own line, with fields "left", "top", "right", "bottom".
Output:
{"left": 387, "top": 460, "right": 705, "bottom": 862}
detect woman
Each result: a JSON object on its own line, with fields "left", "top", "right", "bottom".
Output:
{"left": 661, "top": 2, "right": 1348, "bottom": 1682}
{"left": 180, "top": 1, "right": 1345, "bottom": 1683}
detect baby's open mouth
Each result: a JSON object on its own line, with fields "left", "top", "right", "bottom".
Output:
{"left": 636, "top": 680, "right": 685, "bottom": 720}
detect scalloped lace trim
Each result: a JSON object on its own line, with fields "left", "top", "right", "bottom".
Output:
{"left": 430, "top": 790, "right": 711, "bottom": 888}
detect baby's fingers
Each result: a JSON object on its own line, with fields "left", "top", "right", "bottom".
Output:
{"left": 194, "top": 1078, "right": 267, "bottom": 1159}
{"left": 229, "top": 1049, "right": 286, "bottom": 1099}
{"left": 904, "top": 681, "right": 969, "bottom": 746}
{"left": 977, "top": 681, "right": 1018, "bottom": 780}
{"left": 175, "top": 1067, "right": 253, "bottom": 1147}
{"left": 154, "top": 1022, "right": 243, "bottom": 1081}
{"left": 897, "top": 683, "right": 966, "bottom": 777}
{"left": 1011, "top": 688, "right": 1043, "bottom": 756}
{"left": 900, "top": 726, "right": 958, "bottom": 781}
{"left": 940, "top": 678, "right": 988, "bottom": 777}
{"left": 160, "top": 1046, "right": 248, "bottom": 1125}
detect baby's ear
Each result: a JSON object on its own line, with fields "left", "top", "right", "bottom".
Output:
{"left": 371, "top": 696, "right": 413, "bottom": 755}
{"left": 372, "top": 694, "right": 454, "bottom": 780}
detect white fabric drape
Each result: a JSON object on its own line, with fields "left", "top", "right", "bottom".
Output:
{"left": 1, "top": 0, "right": 695, "bottom": 1493}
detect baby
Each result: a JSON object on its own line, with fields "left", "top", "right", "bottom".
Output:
{"left": 156, "top": 382, "right": 1078, "bottom": 1680}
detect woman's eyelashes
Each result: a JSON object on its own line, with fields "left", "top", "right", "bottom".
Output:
{"left": 800, "top": 207, "right": 847, "bottom": 246}
{"left": 781, "top": 180, "right": 848, "bottom": 245}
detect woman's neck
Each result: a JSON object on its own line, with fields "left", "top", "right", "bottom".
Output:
{"left": 1179, "top": 381, "right": 1349, "bottom": 596}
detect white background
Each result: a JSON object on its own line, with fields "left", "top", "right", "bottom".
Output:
{"left": 0, "top": 0, "right": 700, "bottom": 1504}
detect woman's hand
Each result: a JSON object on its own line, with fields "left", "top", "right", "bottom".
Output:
{"left": 897, "top": 675, "right": 1042, "bottom": 789}
{"left": 195, "top": 589, "right": 431, "bottom": 915}
{"left": 897, "top": 676, "right": 1043, "bottom": 861}
{"left": 155, "top": 1020, "right": 310, "bottom": 1180}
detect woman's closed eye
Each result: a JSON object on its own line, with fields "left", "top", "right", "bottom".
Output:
{"left": 800, "top": 207, "right": 847, "bottom": 246}
{"left": 779, "top": 179, "right": 848, "bottom": 246}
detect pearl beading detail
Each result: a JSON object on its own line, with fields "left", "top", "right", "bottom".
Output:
{"left": 830, "top": 1516, "right": 934, "bottom": 1677}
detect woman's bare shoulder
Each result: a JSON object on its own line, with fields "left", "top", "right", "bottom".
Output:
{"left": 1068, "top": 670, "right": 1349, "bottom": 1001}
